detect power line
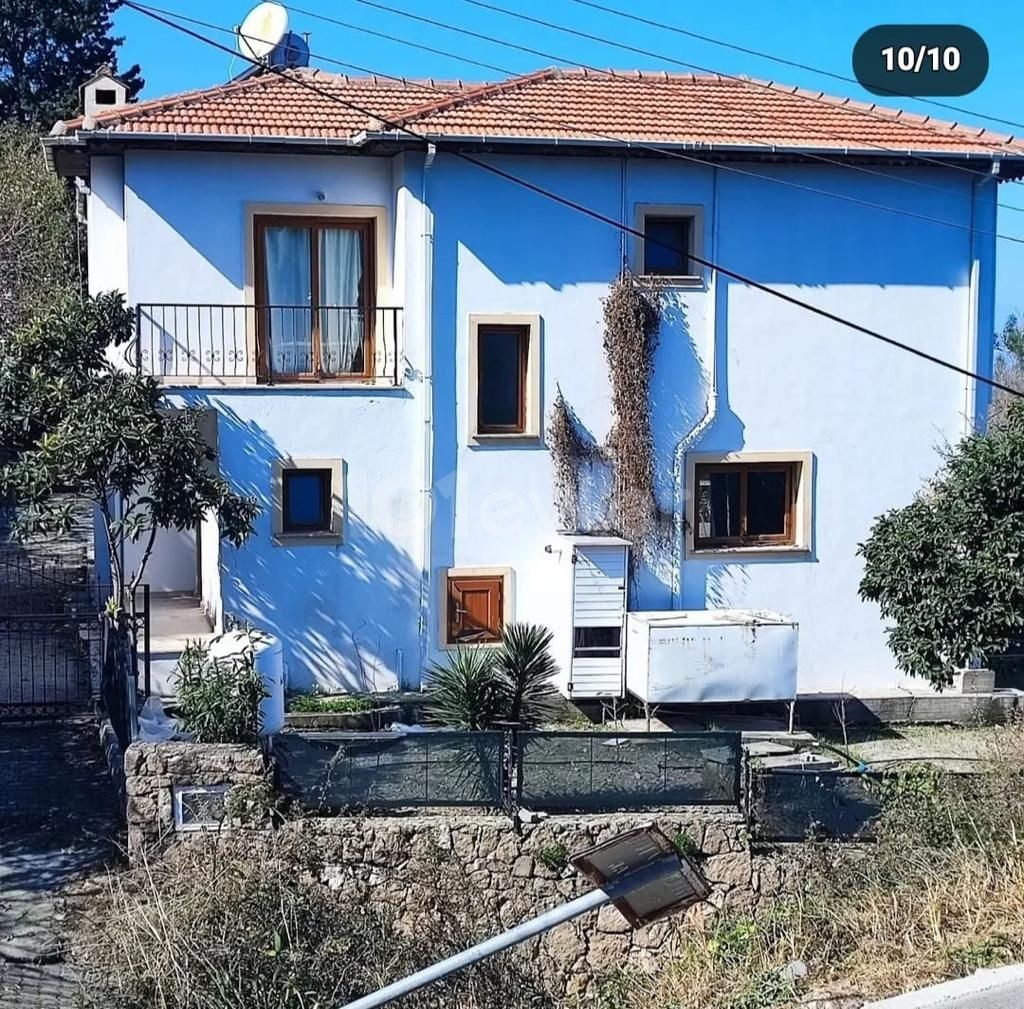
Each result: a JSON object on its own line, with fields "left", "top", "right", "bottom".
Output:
{"left": 272, "top": 1, "right": 1024, "bottom": 247}
{"left": 337, "top": 0, "right": 1024, "bottom": 215}
{"left": 565, "top": 0, "right": 1024, "bottom": 134}
{"left": 118, "top": 1, "right": 1023, "bottom": 399}
{"left": 454, "top": 0, "right": 1024, "bottom": 191}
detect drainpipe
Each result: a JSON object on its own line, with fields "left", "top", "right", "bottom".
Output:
{"left": 963, "top": 169, "right": 993, "bottom": 435}
{"left": 672, "top": 166, "right": 721, "bottom": 609}
{"left": 416, "top": 144, "right": 437, "bottom": 682}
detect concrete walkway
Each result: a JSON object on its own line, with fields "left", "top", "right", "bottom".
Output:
{"left": 0, "top": 720, "right": 121, "bottom": 1007}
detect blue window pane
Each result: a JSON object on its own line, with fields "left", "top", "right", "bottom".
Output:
{"left": 643, "top": 216, "right": 691, "bottom": 274}
{"left": 284, "top": 470, "right": 329, "bottom": 531}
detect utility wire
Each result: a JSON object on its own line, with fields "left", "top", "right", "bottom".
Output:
{"left": 565, "top": 0, "right": 1024, "bottom": 134}
{"left": 271, "top": 1, "right": 1024, "bottom": 247}
{"left": 119, "top": 0, "right": 1024, "bottom": 399}
{"left": 453, "top": 0, "right": 1024, "bottom": 191}
{"left": 333, "top": 0, "right": 1024, "bottom": 214}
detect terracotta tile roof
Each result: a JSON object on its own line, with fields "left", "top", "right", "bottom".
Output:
{"left": 61, "top": 66, "right": 1024, "bottom": 158}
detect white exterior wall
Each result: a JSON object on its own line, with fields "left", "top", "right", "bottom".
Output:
{"left": 90, "top": 143, "right": 998, "bottom": 697}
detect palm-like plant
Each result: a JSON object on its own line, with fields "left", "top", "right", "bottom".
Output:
{"left": 424, "top": 623, "right": 562, "bottom": 730}
{"left": 424, "top": 647, "right": 503, "bottom": 729}
{"left": 493, "top": 623, "right": 561, "bottom": 729}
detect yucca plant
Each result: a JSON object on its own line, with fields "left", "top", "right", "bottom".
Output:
{"left": 424, "top": 647, "right": 504, "bottom": 729}
{"left": 494, "top": 622, "right": 561, "bottom": 728}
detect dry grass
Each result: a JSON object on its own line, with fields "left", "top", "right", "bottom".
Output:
{"left": 599, "top": 718, "right": 1024, "bottom": 1009}
{"left": 71, "top": 832, "right": 552, "bottom": 1009}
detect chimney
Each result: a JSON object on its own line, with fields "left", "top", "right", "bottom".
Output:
{"left": 80, "top": 65, "right": 129, "bottom": 118}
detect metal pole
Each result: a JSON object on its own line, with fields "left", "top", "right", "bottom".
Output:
{"left": 336, "top": 861, "right": 665, "bottom": 1009}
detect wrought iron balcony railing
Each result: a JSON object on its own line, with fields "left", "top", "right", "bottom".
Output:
{"left": 130, "top": 304, "right": 403, "bottom": 385}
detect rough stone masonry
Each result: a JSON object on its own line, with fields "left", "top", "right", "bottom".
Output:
{"left": 123, "top": 741, "right": 796, "bottom": 998}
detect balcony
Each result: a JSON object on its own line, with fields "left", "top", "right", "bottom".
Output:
{"left": 130, "top": 304, "right": 403, "bottom": 386}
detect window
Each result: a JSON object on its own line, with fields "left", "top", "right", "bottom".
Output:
{"left": 282, "top": 468, "right": 331, "bottom": 533}
{"left": 692, "top": 460, "right": 801, "bottom": 550}
{"left": 468, "top": 315, "right": 542, "bottom": 441}
{"left": 254, "top": 215, "right": 374, "bottom": 380}
{"left": 573, "top": 626, "right": 622, "bottom": 659}
{"left": 272, "top": 458, "right": 343, "bottom": 545}
{"left": 477, "top": 324, "right": 528, "bottom": 433}
{"left": 441, "top": 568, "right": 513, "bottom": 646}
{"left": 634, "top": 205, "right": 703, "bottom": 281}
{"left": 94, "top": 88, "right": 118, "bottom": 105}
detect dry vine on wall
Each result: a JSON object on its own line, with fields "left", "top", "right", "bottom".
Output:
{"left": 549, "top": 270, "right": 671, "bottom": 563}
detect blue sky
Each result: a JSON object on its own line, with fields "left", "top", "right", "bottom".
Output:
{"left": 114, "top": 0, "right": 1024, "bottom": 328}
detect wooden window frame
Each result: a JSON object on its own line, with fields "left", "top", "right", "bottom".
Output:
{"left": 253, "top": 214, "right": 376, "bottom": 383}
{"left": 281, "top": 467, "right": 332, "bottom": 534}
{"left": 476, "top": 323, "right": 529, "bottom": 435}
{"left": 693, "top": 461, "right": 798, "bottom": 550}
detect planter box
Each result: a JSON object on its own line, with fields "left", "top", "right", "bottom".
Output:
{"left": 283, "top": 705, "right": 401, "bottom": 731}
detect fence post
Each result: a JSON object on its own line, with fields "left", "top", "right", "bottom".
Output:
{"left": 142, "top": 583, "right": 151, "bottom": 700}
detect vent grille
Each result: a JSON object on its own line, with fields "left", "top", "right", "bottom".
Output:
{"left": 173, "top": 784, "right": 230, "bottom": 832}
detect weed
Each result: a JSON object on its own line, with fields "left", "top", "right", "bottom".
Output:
{"left": 672, "top": 831, "right": 702, "bottom": 860}
{"left": 535, "top": 842, "right": 569, "bottom": 872}
{"left": 288, "top": 692, "right": 375, "bottom": 714}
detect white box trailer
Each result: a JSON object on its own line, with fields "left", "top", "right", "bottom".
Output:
{"left": 625, "top": 610, "right": 798, "bottom": 704}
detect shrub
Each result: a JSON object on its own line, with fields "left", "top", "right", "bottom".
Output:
{"left": 288, "top": 693, "right": 375, "bottom": 714}
{"left": 172, "top": 639, "right": 268, "bottom": 743}
{"left": 72, "top": 833, "right": 553, "bottom": 1009}
{"left": 425, "top": 623, "right": 561, "bottom": 730}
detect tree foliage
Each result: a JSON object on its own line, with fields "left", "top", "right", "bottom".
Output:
{"left": 0, "top": 293, "right": 258, "bottom": 604}
{"left": 0, "top": 0, "right": 142, "bottom": 127}
{"left": 0, "top": 124, "right": 79, "bottom": 337}
{"left": 990, "top": 313, "right": 1024, "bottom": 428}
{"left": 859, "top": 399, "right": 1024, "bottom": 688}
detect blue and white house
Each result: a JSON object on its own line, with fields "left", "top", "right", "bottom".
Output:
{"left": 45, "top": 65, "right": 1024, "bottom": 701}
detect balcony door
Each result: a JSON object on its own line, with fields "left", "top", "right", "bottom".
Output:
{"left": 255, "top": 215, "right": 374, "bottom": 380}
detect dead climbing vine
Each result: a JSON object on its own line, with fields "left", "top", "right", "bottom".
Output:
{"left": 548, "top": 270, "right": 672, "bottom": 562}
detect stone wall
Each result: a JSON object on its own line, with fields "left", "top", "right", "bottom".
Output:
{"left": 124, "top": 741, "right": 265, "bottom": 858}
{"left": 279, "top": 811, "right": 792, "bottom": 1000}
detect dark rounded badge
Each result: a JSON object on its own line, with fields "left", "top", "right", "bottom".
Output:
{"left": 853, "top": 25, "right": 988, "bottom": 97}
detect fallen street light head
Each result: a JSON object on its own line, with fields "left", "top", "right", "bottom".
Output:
{"left": 570, "top": 823, "right": 711, "bottom": 927}
{"left": 337, "top": 823, "right": 711, "bottom": 1009}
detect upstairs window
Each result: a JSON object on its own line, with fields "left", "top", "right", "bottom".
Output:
{"left": 468, "top": 314, "right": 542, "bottom": 441}
{"left": 477, "top": 324, "right": 528, "bottom": 434}
{"left": 694, "top": 461, "right": 800, "bottom": 550}
{"left": 635, "top": 205, "right": 703, "bottom": 282}
{"left": 255, "top": 215, "right": 374, "bottom": 380}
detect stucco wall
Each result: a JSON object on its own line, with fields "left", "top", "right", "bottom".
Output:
{"left": 100, "top": 145, "right": 997, "bottom": 696}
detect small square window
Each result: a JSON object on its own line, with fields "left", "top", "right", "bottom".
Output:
{"left": 441, "top": 569, "right": 513, "bottom": 647}
{"left": 643, "top": 216, "right": 693, "bottom": 276}
{"left": 273, "top": 458, "right": 343, "bottom": 544}
{"left": 282, "top": 468, "right": 331, "bottom": 533}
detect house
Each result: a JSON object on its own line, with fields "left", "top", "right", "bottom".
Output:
{"left": 44, "top": 66, "right": 1024, "bottom": 702}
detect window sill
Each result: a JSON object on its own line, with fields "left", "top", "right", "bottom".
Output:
{"left": 439, "top": 638, "right": 504, "bottom": 651}
{"left": 687, "top": 544, "right": 811, "bottom": 561}
{"left": 469, "top": 432, "right": 542, "bottom": 446}
{"left": 640, "top": 274, "right": 705, "bottom": 288}
{"left": 156, "top": 376, "right": 403, "bottom": 391}
{"left": 273, "top": 532, "right": 343, "bottom": 548}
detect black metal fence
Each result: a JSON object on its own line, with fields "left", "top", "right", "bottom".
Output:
{"left": 746, "top": 767, "right": 883, "bottom": 842}
{"left": 132, "top": 304, "right": 403, "bottom": 385}
{"left": 276, "top": 731, "right": 506, "bottom": 811}
{"left": 516, "top": 731, "right": 742, "bottom": 811}
{"left": 275, "top": 729, "right": 743, "bottom": 814}
{"left": 102, "top": 617, "right": 140, "bottom": 750}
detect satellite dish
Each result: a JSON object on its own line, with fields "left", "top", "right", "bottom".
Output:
{"left": 237, "top": 2, "right": 288, "bottom": 62}
{"left": 269, "top": 31, "right": 310, "bottom": 70}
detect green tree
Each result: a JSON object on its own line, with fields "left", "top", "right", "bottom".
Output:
{"left": 0, "top": 124, "right": 79, "bottom": 338}
{"left": 0, "top": 293, "right": 258, "bottom": 605}
{"left": 859, "top": 399, "right": 1024, "bottom": 688}
{"left": 991, "top": 313, "right": 1024, "bottom": 427}
{"left": 0, "top": 0, "right": 142, "bottom": 127}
